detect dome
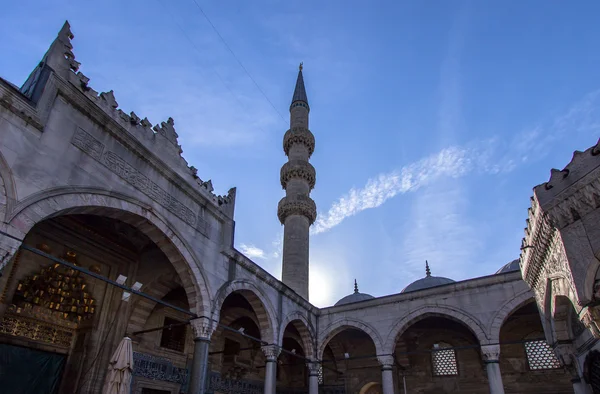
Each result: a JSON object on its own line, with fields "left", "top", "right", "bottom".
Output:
{"left": 496, "top": 259, "right": 520, "bottom": 274}
{"left": 335, "top": 280, "right": 375, "bottom": 306}
{"left": 401, "top": 261, "right": 455, "bottom": 293}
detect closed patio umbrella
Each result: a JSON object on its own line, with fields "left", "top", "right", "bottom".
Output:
{"left": 102, "top": 337, "right": 133, "bottom": 394}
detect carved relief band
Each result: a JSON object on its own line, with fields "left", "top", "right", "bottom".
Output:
{"left": 71, "top": 128, "right": 197, "bottom": 226}
{"left": 72, "top": 127, "right": 104, "bottom": 160}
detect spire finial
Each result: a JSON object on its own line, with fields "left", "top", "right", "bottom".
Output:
{"left": 425, "top": 260, "right": 431, "bottom": 277}
{"left": 354, "top": 279, "right": 359, "bottom": 294}
{"left": 299, "top": 62, "right": 303, "bottom": 71}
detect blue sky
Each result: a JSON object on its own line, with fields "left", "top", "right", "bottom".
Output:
{"left": 2, "top": 1, "right": 600, "bottom": 307}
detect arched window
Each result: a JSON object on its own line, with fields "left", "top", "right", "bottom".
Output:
{"left": 431, "top": 342, "right": 458, "bottom": 376}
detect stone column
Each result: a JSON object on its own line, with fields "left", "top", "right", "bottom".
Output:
{"left": 481, "top": 345, "right": 505, "bottom": 394}
{"left": 262, "top": 345, "right": 280, "bottom": 394}
{"left": 378, "top": 355, "right": 395, "bottom": 394}
{"left": 307, "top": 362, "right": 320, "bottom": 394}
{"left": 188, "top": 317, "right": 213, "bottom": 394}
{"left": 0, "top": 232, "right": 23, "bottom": 321}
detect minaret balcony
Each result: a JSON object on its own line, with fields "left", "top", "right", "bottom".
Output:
{"left": 283, "top": 127, "right": 315, "bottom": 157}
{"left": 280, "top": 160, "right": 316, "bottom": 190}
{"left": 277, "top": 195, "right": 317, "bottom": 225}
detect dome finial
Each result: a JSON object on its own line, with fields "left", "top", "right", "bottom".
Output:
{"left": 425, "top": 260, "right": 431, "bottom": 277}
{"left": 354, "top": 279, "right": 359, "bottom": 294}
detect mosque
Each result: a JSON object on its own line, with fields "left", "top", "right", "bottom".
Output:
{"left": 1, "top": 21, "right": 600, "bottom": 394}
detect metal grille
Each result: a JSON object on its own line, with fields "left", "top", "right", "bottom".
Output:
{"left": 524, "top": 340, "right": 561, "bottom": 370}
{"left": 431, "top": 346, "right": 458, "bottom": 376}
{"left": 318, "top": 365, "right": 323, "bottom": 385}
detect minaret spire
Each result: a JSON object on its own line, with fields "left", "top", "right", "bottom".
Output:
{"left": 291, "top": 63, "right": 308, "bottom": 108}
{"left": 426, "top": 260, "right": 431, "bottom": 277}
{"left": 354, "top": 279, "right": 359, "bottom": 294}
{"left": 278, "top": 64, "right": 317, "bottom": 300}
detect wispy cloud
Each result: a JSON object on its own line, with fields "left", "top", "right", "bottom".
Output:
{"left": 239, "top": 244, "right": 266, "bottom": 259}
{"left": 311, "top": 145, "right": 478, "bottom": 235}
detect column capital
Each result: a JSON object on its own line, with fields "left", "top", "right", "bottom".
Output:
{"left": 377, "top": 355, "right": 395, "bottom": 368}
{"left": 190, "top": 316, "right": 213, "bottom": 340}
{"left": 306, "top": 361, "right": 321, "bottom": 376}
{"left": 261, "top": 344, "right": 281, "bottom": 361}
{"left": 481, "top": 344, "right": 501, "bottom": 363}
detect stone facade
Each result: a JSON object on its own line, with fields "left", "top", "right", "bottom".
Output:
{"left": 0, "top": 21, "right": 589, "bottom": 394}
{"left": 520, "top": 138, "right": 600, "bottom": 392}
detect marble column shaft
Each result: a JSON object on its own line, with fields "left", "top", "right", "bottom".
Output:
{"left": 262, "top": 345, "right": 280, "bottom": 394}
{"left": 188, "top": 318, "right": 213, "bottom": 394}
{"left": 378, "top": 355, "right": 395, "bottom": 394}
{"left": 481, "top": 345, "right": 505, "bottom": 394}
{"left": 307, "top": 362, "right": 320, "bottom": 394}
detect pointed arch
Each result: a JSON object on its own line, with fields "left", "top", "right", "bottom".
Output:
{"left": 126, "top": 272, "right": 182, "bottom": 336}
{"left": 7, "top": 187, "right": 211, "bottom": 317}
{"left": 384, "top": 305, "right": 488, "bottom": 354}
{"left": 211, "top": 280, "right": 278, "bottom": 345}
{"left": 317, "top": 318, "right": 384, "bottom": 360}
{"left": 279, "top": 311, "right": 316, "bottom": 360}
{"left": 488, "top": 290, "right": 536, "bottom": 343}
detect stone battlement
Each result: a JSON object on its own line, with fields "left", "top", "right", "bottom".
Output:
{"left": 533, "top": 140, "right": 600, "bottom": 207}
{"left": 12, "top": 21, "right": 235, "bottom": 216}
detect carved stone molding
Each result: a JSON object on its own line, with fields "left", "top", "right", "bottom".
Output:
{"left": 581, "top": 308, "right": 600, "bottom": 339}
{"left": 190, "top": 317, "right": 213, "bottom": 340}
{"left": 553, "top": 342, "right": 576, "bottom": 368}
{"left": 277, "top": 196, "right": 317, "bottom": 225}
{"left": 261, "top": 344, "right": 281, "bottom": 361}
{"left": 71, "top": 127, "right": 198, "bottom": 226}
{"left": 544, "top": 179, "right": 600, "bottom": 229}
{"left": 283, "top": 127, "right": 315, "bottom": 157}
{"left": 280, "top": 160, "right": 316, "bottom": 190}
{"left": 481, "top": 344, "right": 501, "bottom": 362}
{"left": 306, "top": 362, "right": 321, "bottom": 376}
{"left": 377, "top": 355, "right": 395, "bottom": 367}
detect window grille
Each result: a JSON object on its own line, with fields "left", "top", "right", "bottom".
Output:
{"left": 160, "top": 317, "right": 186, "bottom": 352}
{"left": 524, "top": 340, "right": 561, "bottom": 370}
{"left": 318, "top": 364, "right": 324, "bottom": 385}
{"left": 431, "top": 343, "right": 458, "bottom": 376}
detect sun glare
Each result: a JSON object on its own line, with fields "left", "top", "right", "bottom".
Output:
{"left": 309, "top": 266, "right": 331, "bottom": 307}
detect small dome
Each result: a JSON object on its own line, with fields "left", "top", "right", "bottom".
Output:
{"left": 335, "top": 280, "right": 375, "bottom": 306}
{"left": 496, "top": 259, "right": 520, "bottom": 274}
{"left": 402, "top": 261, "right": 455, "bottom": 293}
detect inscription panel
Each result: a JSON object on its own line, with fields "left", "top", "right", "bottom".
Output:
{"left": 71, "top": 128, "right": 197, "bottom": 226}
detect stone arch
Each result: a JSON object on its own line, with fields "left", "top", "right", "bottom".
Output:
{"left": 211, "top": 280, "right": 278, "bottom": 345}
{"left": 126, "top": 271, "right": 182, "bottom": 336}
{"left": 383, "top": 305, "right": 488, "bottom": 354}
{"left": 279, "top": 311, "right": 316, "bottom": 360}
{"left": 359, "top": 382, "right": 382, "bottom": 394}
{"left": 488, "top": 290, "right": 536, "bottom": 343}
{"left": 317, "top": 318, "right": 384, "bottom": 360}
{"left": 7, "top": 188, "right": 211, "bottom": 317}
{"left": 0, "top": 149, "right": 16, "bottom": 223}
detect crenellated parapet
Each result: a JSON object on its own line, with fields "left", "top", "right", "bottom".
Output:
{"left": 519, "top": 138, "right": 600, "bottom": 322}
{"left": 283, "top": 127, "right": 315, "bottom": 157}
{"left": 533, "top": 141, "right": 600, "bottom": 229}
{"left": 14, "top": 21, "right": 236, "bottom": 217}
{"left": 280, "top": 160, "right": 316, "bottom": 190}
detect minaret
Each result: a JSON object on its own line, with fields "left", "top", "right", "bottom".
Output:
{"left": 278, "top": 63, "right": 317, "bottom": 300}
